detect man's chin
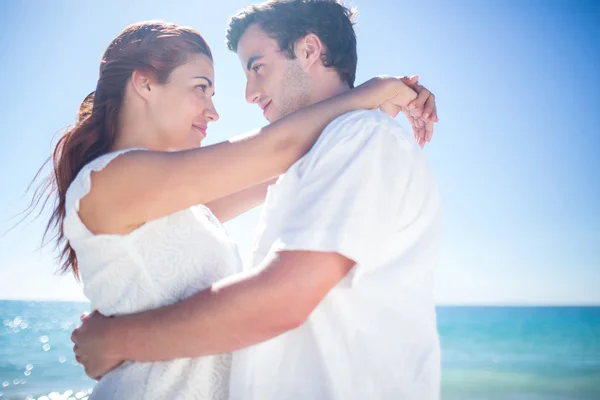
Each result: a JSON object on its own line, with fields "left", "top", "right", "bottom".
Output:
{"left": 268, "top": 110, "right": 292, "bottom": 124}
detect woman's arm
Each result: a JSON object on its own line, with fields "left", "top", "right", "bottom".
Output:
{"left": 205, "top": 177, "right": 277, "bottom": 223}
{"left": 203, "top": 77, "right": 438, "bottom": 223}
{"left": 79, "top": 76, "right": 416, "bottom": 235}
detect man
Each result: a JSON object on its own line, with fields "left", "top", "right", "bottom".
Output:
{"left": 73, "top": 1, "right": 442, "bottom": 398}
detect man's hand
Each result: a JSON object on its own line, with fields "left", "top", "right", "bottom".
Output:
{"left": 380, "top": 75, "right": 438, "bottom": 148}
{"left": 71, "top": 311, "right": 123, "bottom": 380}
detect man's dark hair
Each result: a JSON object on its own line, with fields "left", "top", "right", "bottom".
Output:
{"left": 226, "top": 0, "right": 358, "bottom": 88}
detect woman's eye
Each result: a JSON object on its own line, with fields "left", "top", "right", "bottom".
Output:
{"left": 196, "top": 85, "right": 208, "bottom": 93}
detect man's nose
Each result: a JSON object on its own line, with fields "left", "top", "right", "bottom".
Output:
{"left": 245, "top": 79, "right": 260, "bottom": 104}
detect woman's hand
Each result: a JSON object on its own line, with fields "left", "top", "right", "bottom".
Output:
{"left": 399, "top": 75, "right": 438, "bottom": 147}
{"left": 357, "top": 75, "right": 439, "bottom": 148}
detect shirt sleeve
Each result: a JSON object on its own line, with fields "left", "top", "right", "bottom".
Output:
{"left": 271, "top": 111, "right": 414, "bottom": 267}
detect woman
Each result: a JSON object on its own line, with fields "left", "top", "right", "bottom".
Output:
{"left": 42, "top": 21, "right": 426, "bottom": 399}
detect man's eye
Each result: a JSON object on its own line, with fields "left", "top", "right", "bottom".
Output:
{"left": 252, "top": 64, "right": 262, "bottom": 73}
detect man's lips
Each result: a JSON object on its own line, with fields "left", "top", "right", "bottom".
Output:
{"left": 261, "top": 101, "right": 272, "bottom": 117}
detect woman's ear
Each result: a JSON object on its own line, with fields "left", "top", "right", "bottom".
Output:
{"left": 130, "top": 70, "right": 153, "bottom": 101}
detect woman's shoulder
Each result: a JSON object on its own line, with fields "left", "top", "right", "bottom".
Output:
{"left": 66, "top": 148, "right": 147, "bottom": 210}
{"left": 81, "top": 147, "right": 148, "bottom": 177}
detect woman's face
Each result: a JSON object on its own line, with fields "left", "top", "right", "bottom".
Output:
{"left": 149, "top": 53, "right": 219, "bottom": 151}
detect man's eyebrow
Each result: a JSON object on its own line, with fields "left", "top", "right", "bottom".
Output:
{"left": 246, "top": 55, "right": 263, "bottom": 71}
{"left": 192, "top": 76, "right": 213, "bottom": 88}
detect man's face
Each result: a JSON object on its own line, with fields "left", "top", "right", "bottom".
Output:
{"left": 237, "top": 24, "right": 313, "bottom": 123}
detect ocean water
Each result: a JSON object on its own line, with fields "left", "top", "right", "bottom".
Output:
{"left": 1, "top": 301, "right": 599, "bottom": 400}
{"left": 437, "top": 306, "right": 600, "bottom": 400}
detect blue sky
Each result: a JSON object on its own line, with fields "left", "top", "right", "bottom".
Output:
{"left": 0, "top": 0, "right": 598, "bottom": 304}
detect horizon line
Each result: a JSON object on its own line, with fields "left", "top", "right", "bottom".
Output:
{"left": 1, "top": 298, "right": 599, "bottom": 307}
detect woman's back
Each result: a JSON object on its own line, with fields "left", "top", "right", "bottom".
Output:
{"left": 64, "top": 148, "right": 242, "bottom": 399}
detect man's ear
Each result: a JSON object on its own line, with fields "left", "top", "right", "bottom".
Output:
{"left": 130, "top": 70, "right": 153, "bottom": 101}
{"left": 295, "top": 33, "right": 324, "bottom": 70}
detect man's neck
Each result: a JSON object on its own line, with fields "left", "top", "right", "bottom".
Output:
{"left": 308, "top": 75, "right": 351, "bottom": 106}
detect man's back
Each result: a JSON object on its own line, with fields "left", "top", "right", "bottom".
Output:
{"left": 230, "top": 110, "right": 442, "bottom": 399}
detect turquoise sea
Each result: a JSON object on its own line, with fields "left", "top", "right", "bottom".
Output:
{"left": 1, "top": 301, "right": 599, "bottom": 400}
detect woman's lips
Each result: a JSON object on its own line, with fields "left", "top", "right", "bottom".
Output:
{"left": 192, "top": 124, "right": 207, "bottom": 138}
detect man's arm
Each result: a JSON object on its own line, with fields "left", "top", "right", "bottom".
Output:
{"left": 73, "top": 250, "right": 354, "bottom": 378}
{"left": 120, "top": 250, "right": 354, "bottom": 358}
{"left": 74, "top": 107, "right": 434, "bottom": 378}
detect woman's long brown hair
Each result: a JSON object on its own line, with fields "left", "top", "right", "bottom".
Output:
{"left": 29, "top": 21, "right": 212, "bottom": 279}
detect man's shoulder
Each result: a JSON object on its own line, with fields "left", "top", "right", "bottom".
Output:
{"left": 325, "top": 109, "right": 402, "bottom": 134}
{"left": 314, "top": 109, "right": 413, "bottom": 154}
{"left": 291, "top": 110, "right": 417, "bottom": 177}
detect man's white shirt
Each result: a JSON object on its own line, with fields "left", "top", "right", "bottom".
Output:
{"left": 229, "top": 110, "right": 442, "bottom": 400}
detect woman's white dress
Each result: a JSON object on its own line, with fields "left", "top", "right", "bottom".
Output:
{"left": 63, "top": 148, "right": 243, "bottom": 399}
